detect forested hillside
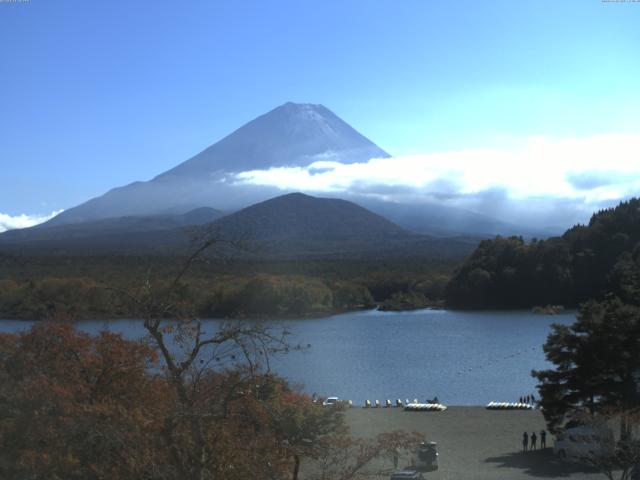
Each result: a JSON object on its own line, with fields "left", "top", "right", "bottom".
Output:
{"left": 446, "top": 198, "right": 640, "bottom": 308}
{"left": 0, "top": 254, "right": 454, "bottom": 320}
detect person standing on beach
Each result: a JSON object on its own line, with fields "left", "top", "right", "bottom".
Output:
{"left": 522, "top": 432, "right": 529, "bottom": 452}
{"left": 531, "top": 431, "right": 537, "bottom": 451}
{"left": 540, "top": 430, "right": 546, "bottom": 449}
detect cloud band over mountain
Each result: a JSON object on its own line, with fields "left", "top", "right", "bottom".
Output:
{"left": 234, "top": 133, "right": 640, "bottom": 228}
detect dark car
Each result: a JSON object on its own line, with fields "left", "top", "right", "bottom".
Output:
{"left": 414, "top": 441, "right": 438, "bottom": 471}
{"left": 390, "top": 469, "right": 425, "bottom": 480}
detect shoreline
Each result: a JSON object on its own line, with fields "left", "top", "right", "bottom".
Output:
{"left": 0, "top": 305, "right": 376, "bottom": 323}
{"left": 0, "top": 305, "right": 576, "bottom": 323}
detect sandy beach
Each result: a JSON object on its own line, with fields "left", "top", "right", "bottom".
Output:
{"left": 341, "top": 407, "right": 603, "bottom": 480}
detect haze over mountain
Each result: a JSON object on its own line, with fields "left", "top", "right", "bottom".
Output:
{"left": 356, "top": 199, "right": 555, "bottom": 238}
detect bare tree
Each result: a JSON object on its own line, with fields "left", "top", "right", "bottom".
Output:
{"left": 110, "top": 234, "right": 292, "bottom": 479}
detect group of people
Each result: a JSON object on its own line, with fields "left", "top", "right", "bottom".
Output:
{"left": 519, "top": 394, "right": 536, "bottom": 404}
{"left": 522, "top": 430, "right": 546, "bottom": 452}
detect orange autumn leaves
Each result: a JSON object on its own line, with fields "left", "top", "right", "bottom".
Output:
{"left": 0, "top": 324, "right": 333, "bottom": 479}
{"left": 0, "top": 323, "right": 166, "bottom": 479}
{"left": 0, "top": 324, "right": 423, "bottom": 479}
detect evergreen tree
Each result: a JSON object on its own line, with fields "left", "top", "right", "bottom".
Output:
{"left": 532, "top": 297, "right": 640, "bottom": 433}
{"left": 447, "top": 198, "right": 640, "bottom": 309}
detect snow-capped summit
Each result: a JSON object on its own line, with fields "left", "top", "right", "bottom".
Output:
{"left": 158, "top": 102, "right": 389, "bottom": 177}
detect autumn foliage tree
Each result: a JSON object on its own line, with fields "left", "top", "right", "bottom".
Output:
{"left": 264, "top": 382, "right": 348, "bottom": 479}
{"left": 0, "top": 323, "right": 334, "bottom": 479}
{"left": 0, "top": 322, "right": 419, "bottom": 479}
{"left": 0, "top": 323, "right": 167, "bottom": 479}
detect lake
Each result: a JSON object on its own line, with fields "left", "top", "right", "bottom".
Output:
{"left": 0, "top": 309, "right": 575, "bottom": 406}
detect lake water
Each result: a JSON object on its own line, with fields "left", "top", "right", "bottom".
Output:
{"left": 0, "top": 309, "right": 575, "bottom": 406}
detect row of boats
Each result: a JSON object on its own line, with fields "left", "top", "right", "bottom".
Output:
{"left": 362, "top": 399, "right": 448, "bottom": 411}
{"left": 404, "top": 403, "right": 448, "bottom": 412}
{"left": 338, "top": 398, "right": 533, "bottom": 411}
{"left": 486, "top": 401, "right": 534, "bottom": 410}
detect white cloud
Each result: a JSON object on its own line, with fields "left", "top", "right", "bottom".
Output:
{"left": 234, "top": 132, "right": 640, "bottom": 207}
{"left": 0, "top": 210, "right": 63, "bottom": 233}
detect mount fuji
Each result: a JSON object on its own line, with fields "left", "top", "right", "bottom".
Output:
{"left": 2, "top": 102, "right": 548, "bottom": 252}
{"left": 46, "top": 102, "right": 389, "bottom": 226}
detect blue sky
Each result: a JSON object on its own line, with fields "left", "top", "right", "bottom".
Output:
{"left": 1, "top": 0, "right": 640, "bottom": 223}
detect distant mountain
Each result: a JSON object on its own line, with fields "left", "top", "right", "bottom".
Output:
{"left": 0, "top": 193, "right": 479, "bottom": 260}
{"left": 199, "top": 193, "right": 483, "bottom": 259}
{"left": 0, "top": 207, "right": 223, "bottom": 245}
{"left": 359, "top": 199, "right": 557, "bottom": 238}
{"left": 45, "top": 103, "right": 390, "bottom": 226}
{"left": 209, "top": 193, "right": 406, "bottom": 240}
{"left": 202, "top": 193, "right": 480, "bottom": 260}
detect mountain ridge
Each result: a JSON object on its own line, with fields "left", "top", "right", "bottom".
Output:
{"left": 207, "top": 192, "right": 408, "bottom": 241}
{"left": 1, "top": 207, "right": 223, "bottom": 244}
{"left": 0, "top": 193, "right": 479, "bottom": 260}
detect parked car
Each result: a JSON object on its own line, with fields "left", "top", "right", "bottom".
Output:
{"left": 553, "top": 425, "right": 614, "bottom": 461}
{"left": 322, "top": 396, "right": 339, "bottom": 406}
{"left": 389, "top": 469, "right": 425, "bottom": 480}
